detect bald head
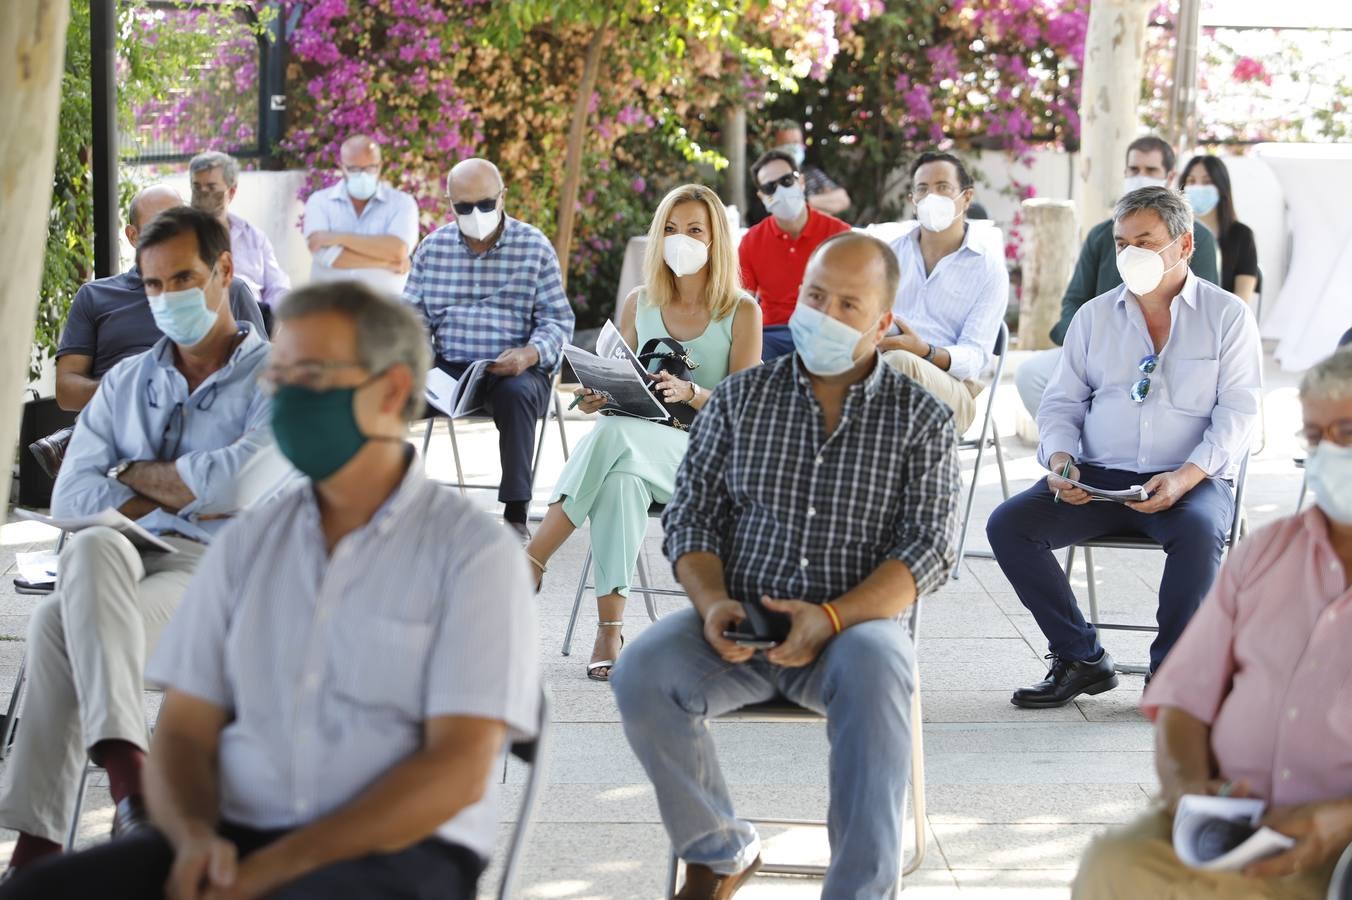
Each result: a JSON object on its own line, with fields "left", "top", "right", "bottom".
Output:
{"left": 126, "top": 185, "right": 185, "bottom": 248}
{"left": 805, "top": 232, "right": 899, "bottom": 315}
{"left": 447, "top": 158, "right": 504, "bottom": 200}
{"left": 339, "top": 134, "right": 381, "bottom": 168}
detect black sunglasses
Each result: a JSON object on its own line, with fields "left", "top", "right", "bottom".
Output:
{"left": 757, "top": 173, "right": 800, "bottom": 195}
{"left": 451, "top": 193, "right": 502, "bottom": 216}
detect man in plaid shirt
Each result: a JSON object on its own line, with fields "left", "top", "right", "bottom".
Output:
{"left": 404, "top": 158, "right": 574, "bottom": 537}
{"left": 613, "top": 232, "right": 959, "bottom": 899}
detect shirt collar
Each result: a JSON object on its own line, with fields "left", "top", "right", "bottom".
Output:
{"left": 908, "top": 221, "right": 981, "bottom": 256}
{"left": 789, "top": 350, "right": 887, "bottom": 401}
{"left": 1114, "top": 268, "right": 1200, "bottom": 309}
{"left": 767, "top": 208, "right": 814, "bottom": 239}
{"left": 150, "top": 321, "right": 265, "bottom": 373}
{"left": 329, "top": 181, "right": 387, "bottom": 206}
{"left": 300, "top": 447, "right": 429, "bottom": 539}
{"left": 456, "top": 214, "right": 515, "bottom": 255}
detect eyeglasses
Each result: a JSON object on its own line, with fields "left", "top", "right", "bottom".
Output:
{"left": 451, "top": 191, "right": 503, "bottom": 216}
{"left": 911, "top": 184, "right": 966, "bottom": 200}
{"left": 259, "top": 360, "right": 366, "bottom": 394}
{"left": 1129, "top": 354, "right": 1159, "bottom": 403}
{"left": 757, "top": 173, "right": 800, "bottom": 195}
{"left": 1298, "top": 419, "right": 1352, "bottom": 451}
{"left": 159, "top": 402, "right": 185, "bottom": 461}
{"left": 343, "top": 164, "right": 380, "bottom": 176}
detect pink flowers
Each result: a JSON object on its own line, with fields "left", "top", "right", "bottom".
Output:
{"left": 1232, "top": 56, "right": 1273, "bottom": 86}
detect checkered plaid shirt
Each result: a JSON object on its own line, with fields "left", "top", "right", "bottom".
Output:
{"left": 803, "top": 165, "right": 842, "bottom": 198}
{"left": 663, "top": 353, "right": 960, "bottom": 605}
{"left": 403, "top": 216, "right": 574, "bottom": 370}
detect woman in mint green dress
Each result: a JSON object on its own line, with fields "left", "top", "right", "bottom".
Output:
{"left": 525, "top": 184, "right": 762, "bottom": 680}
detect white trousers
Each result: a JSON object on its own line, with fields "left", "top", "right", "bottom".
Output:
{"left": 882, "top": 349, "right": 981, "bottom": 434}
{"left": 0, "top": 527, "right": 203, "bottom": 842}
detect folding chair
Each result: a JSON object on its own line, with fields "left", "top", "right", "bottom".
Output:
{"left": 66, "top": 688, "right": 164, "bottom": 850}
{"left": 2, "top": 531, "right": 68, "bottom": 761}
{"left": 1330, "top": 840, "right": 1352, "bottom": 900}
{"left": 496, "top": 686, "right": 552, "bottom": 900}
{"left": 418, "top": 371, "right": 570, "bottom": 497}
{"left": 1063, "top": 453, "right": 1250, "bottom": 677}
{"left": 951, "top": 320, "right": 1011, "bottom": 579}
{"left": 664, "top": 602, "right": 927, "bottom": 897}
{"left": 561, "top": 504, "right": 679, "bottom": 656}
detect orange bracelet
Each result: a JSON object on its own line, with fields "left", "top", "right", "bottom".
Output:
{"left": 821, "top": 602, "right": 843, "bottom": 635}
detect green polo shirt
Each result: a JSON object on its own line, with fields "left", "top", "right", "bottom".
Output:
{"left": 1049, "top": 218, "right": 1220, "bottom": 345}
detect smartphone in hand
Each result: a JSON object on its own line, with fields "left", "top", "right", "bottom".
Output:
{"left": 722, "top": 630, "right": 779, "bottom": 649}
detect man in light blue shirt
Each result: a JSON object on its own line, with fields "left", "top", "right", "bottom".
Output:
{"left": 0, "top": 207, "right": 273, "bottom": 872}
{"left": 303, "top": 134, "right": 420, "bottom": 296}
{"left": 883, "top": 151, "right": 1008, "bottom": 433}
{"left": 986, "top": 186, "right": 1260, "bottom": 708}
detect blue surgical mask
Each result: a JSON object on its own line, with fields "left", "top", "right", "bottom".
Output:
{"left": 346, "top": 171, "right": 378, "bottom": 201}
{"left": 774, "top": 143, "right": 806, "bottom": 168}
{"left": 1184, "top": 184, "right": 1220, "bottom": 216}
{"left": 148, "top": 283, "right": 219, "bottom": 347}
{"left": 789, "top": 304, "right": 873, "bottom": 376}
{"left": 1306, "top": 441, "right": 1352, "bottom": 525}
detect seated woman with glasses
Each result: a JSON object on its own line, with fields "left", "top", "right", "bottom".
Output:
{"left": 1180, "top": 155, "right": 1261, "bottom": 306}
{"left": 984, "top": 185, "right": 1263, "bottom": 709}
{"left": 1073, "top": 346, "right": 1352, "bottom": 899}
{"left": 524, "top": 184, "right": 762, "bottom": 680}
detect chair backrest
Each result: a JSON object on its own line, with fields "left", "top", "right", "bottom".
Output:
{"left": 497, "top": 686, "right": 551, "bottom": 900}
{"left": 1228, "top": 451, "right": 1251, "bottom": 547}
{"left": 1330, "top": 840, "right": 1352, "bottom": 900}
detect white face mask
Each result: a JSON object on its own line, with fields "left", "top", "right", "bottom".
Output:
{"left": 663, "top": 234, "right": 709, "bottom": 277}
{"left": 458, "top": 206, "right": 502, "bottom": 241}
{"left": 1122, "top": 174, "right": 1168, "bottom": 197}
{"left": 1306, "top": 441, "right": 1352, "bottom": 525}
{"left": 766, "top": 184, "right": 806, "bottom": 222}
{"left": 1115, "top": 234, "right": 1184, "bottom": 297}
{"left": 915, "top": 193, "right": 959, "bottom": 232}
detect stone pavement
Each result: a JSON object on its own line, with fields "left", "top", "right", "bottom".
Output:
{"left": 0, "top": 349, "right": 1307, "bottom": 898}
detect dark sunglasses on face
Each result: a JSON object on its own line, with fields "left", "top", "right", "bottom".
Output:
{"left": 758, "top": 173, "right": 800, "bottom": 195}
{"left": 452, "top": 195, "right": 501, "bottom": 216}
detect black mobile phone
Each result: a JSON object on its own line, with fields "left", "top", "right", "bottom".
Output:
{"left": 722, "top": 630, "right": 779, "bottom": 649}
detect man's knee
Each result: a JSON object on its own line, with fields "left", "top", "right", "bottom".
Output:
{"left": 25, "top": 597, "right": 64, "bottom": 652}
{"left": 986, "top": 492, "right": 1040, "bottom": 553}
{"left": 882, "top": 349, "right": 923, "bottom": 381}
{"left": 63, "top": 527, "right": 137, "bottom": 570}
{"left": 1073, "top": 821, "right": 1168, "bottom": 899}
{"left": 611, "top": 609, "right": 704, "bottom": 716}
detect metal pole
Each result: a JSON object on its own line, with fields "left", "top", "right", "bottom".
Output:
{"left": 722, "top": 106, "right": 747, "bottom": 217}
{"left": 258, "top": 1, "right": 291, "bottom": 168}
{"left": 1167, "top": 0, "right": 1202, "bottom": 153}
{"left": 91, "top": 0, "right": 118, "bottom": 278}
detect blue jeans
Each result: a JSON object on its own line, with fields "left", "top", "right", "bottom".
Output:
{"left": 761, "top": 325, "right": 796, "bottom": 362}
{"left": 985, "top": 465, "right": 1233, "bottom": 671}
{"left": 611, "top": 607, "right": 915, "bottom": 899}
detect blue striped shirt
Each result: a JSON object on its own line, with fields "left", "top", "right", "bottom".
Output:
{"left": 146, "top": 458, "right": 541, "bottom": 860}
{"left": 888, "top": 224, "right": 1009, "bottom": 381}
{"left": 403, "top": 216, "right": 574, "bottom": 371}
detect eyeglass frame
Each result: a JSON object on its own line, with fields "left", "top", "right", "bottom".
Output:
{"left": 343, "top": 164, "right": 381, "bottom": 176}
{"left": 450, "top": 190, "right": 504, "bottom": 217}
{"left": 1298, "top": 419, "right": 1352, "bottom": 450}
{"left": 258, "top": 360, "right": 369, "bottom": 395}
{"left": 1129, "top": 354, "right": 1159, "bottom": 403}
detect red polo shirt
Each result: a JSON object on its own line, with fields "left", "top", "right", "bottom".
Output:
{"left": 738, "top": 208, "right": 851, "bottom": 326}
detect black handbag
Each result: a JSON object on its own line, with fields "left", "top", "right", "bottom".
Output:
{"left": 17, "top": 390, "right": 78, "bottom": 508}
{"left": 637, "top": 337, "right": 700, "bottom": 429}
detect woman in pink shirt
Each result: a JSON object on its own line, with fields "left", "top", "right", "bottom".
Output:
{"left": 1074, "top": 346, "right": 1352, "bottom": 899}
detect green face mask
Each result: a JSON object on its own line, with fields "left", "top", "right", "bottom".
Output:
{"left": 270, "top": 382, "right": 372, "bottom": 482}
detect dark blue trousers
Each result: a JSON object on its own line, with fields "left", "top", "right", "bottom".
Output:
{"left": 436, "top": 359, "right": 551, "bottom": 504}
{"left": 985, "top": 465, "right": 1233, "bottom": 672}
{"left": 761, "top": 325, "right": 796, "bottom": 362}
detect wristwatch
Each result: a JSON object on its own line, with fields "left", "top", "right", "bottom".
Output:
{"left": 107, "top": 460, "right": 134, "bottom": 482}
{"left": 923, "top": 342, "right": 938, "bottom": 363}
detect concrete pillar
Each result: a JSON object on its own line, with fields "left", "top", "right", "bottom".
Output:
{"left": 1019, "top": 199, "right": 1078, "bottom": 351}
{"left": 1076, "top": 0, "right": 1153, "bottom": 238}
{"left": 723, "top": 106, "right": 747, "bottom": 216}
{"left": 1, "top": 0, "right": 72, "bottom": 512}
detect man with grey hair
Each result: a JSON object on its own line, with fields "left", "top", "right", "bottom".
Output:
{"left": 303, "top": 134, "right": 420, "bottom": 296}
{"left": 1072, "top": 346, "right": 1352, "bottom": 899}
{"left": 0, "top": 281, "right": 540, "bottom": 899}
{"left": 403, "top": 156, "right": 574, "bottom": 539}
{"left": 189, "top": 151, "right": 290, "bottom": 317}
{"left": 986, "top": 185, "right": 1261, "bottom": 708}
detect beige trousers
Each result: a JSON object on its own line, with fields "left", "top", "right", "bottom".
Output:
{"left": 882, "top": 350, "right": 981, "bottom": 434}
{"left": 1072, "top": 810, "right": 1334, "bottom": 900}
{"left": 0, "top": 527, "right": 204, "bottom": 842}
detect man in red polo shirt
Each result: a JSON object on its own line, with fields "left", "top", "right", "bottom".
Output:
{"left": 739, "top": 150, "right": 851, "bottom": 360}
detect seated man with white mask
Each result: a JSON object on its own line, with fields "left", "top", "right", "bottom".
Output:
{"left": 0, "top": 206, "right": 273, "bottom": 873}
{"left": 612, "top": 232, "right": 959, "bottom": 899}
{"left": 882, "top": 151, "right": 1008, "bottom": 434}
{"left": 403, "top": 157, "right": 575, "bottom": 539}
{"left": 986, "top": 186, "right": 1261, "bottom": 709}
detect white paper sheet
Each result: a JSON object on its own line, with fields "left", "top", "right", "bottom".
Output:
{"left": 14, "top": 550, "right": 59, "bottom": 586}
{"left": 14, "top": 508, "right": 178, "bottom": 553}
{"left": 1173, "top": 794, "right": 1296, "bottom": 871}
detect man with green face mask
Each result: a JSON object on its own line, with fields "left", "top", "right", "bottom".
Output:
{"left": 2, "top": 283, "right": 541, "bottom": 898}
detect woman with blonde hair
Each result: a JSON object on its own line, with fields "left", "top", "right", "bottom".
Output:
{"left": 525, "top": 184, "right": 762, "bottom": 679}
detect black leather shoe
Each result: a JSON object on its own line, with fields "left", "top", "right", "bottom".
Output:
{"left": 111, "top": 795, "right": 151, "bottom": 839}
{"left": 1011, "top": 651, "right": 1119, "bottom": 709}
{"left": 28, "top": 426, "right": 74, "bottom": 480}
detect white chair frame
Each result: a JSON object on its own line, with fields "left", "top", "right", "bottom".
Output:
{"left": 663, "top": 602, "right": 927, "bottom": 897}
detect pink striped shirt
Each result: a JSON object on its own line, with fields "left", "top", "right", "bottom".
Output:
{"left": 1142, "top": 508, "right": 1352, "bottom": 806}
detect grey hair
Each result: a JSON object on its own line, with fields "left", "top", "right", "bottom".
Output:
{"left": 277, "top": 281, "right": 432, "bottom": 420}
{"left": 1300, "top": 346, "right": 1352, "bottom": 403}
{"left": 1113, "top": 185, "right": 1194, "bottom": 241}
{"left": 189, "top": 151, "right": 240, "bottom": 188}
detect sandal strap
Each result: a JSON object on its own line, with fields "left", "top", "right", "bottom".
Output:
{"left": 597, "top": 620, "right": 624, "bottom": 627}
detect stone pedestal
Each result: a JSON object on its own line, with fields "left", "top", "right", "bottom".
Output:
{"left": 1018, "top": 199, "right": 1077, "bottom": 352}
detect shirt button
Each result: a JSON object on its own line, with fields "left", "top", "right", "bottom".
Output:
{"left": 1281, "top": 769, "right": 1292, "bottom": 780}
{"left": 814, "top": 456, "right": 824, "bottom": 466}
{"left": 800, "top": 557, "right": 810, "bottom": 568}
{"left": 807, "top": 507, "right": 816, "bottom": 518}
{"left": 1288, "top": 707, "right": 1298, "bottom": 720}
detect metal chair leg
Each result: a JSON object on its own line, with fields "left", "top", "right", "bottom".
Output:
{"left": 1296, "top": 470, "right": 1308, "bottom": 513}
{"left": 666, "top": 852, "right": 681, "bottom": 898}
{"left": 1084, "top": 546, "right": 1099, "bottom": 626}
{"left": 0, "top": 654, "right": 27, "bottom": 761}
{"left": 447, "top": 418, "right": 466, "bottom": 497}
{"left": 554, "top": 391, "right": 570, "bottom": 460}
{"left": 561, "top": 549, "right": 592, "bottom": 657}
{"left": 903, "top": 681, "right": 926, "bottom": 877}
{"left": 950, "top": 434, "right": 988, "bottom": 581}
{"left": 420, "top": 418, "right": 434, "bottom": 459}
{"left": 992, "top": 425, "right": 1010, "bottom": 499}
{"left": 65, "top": 764, "right": 91, "bottom": 850}
{"left": 635, "top": 553, "right": 659, "bottom": 623}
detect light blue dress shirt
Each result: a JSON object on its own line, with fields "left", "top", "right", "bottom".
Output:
{"left": 1037, "top": 271, "right": 1261, "bottom": 479}
{"left": 52, "top": 326, "right": 273, "bottom": 543}
{"left": 302, "top": 181, "right": 421, "bottom": 294}
{"left": 888, "top": 224, "right": 1009, "bottom": 381}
